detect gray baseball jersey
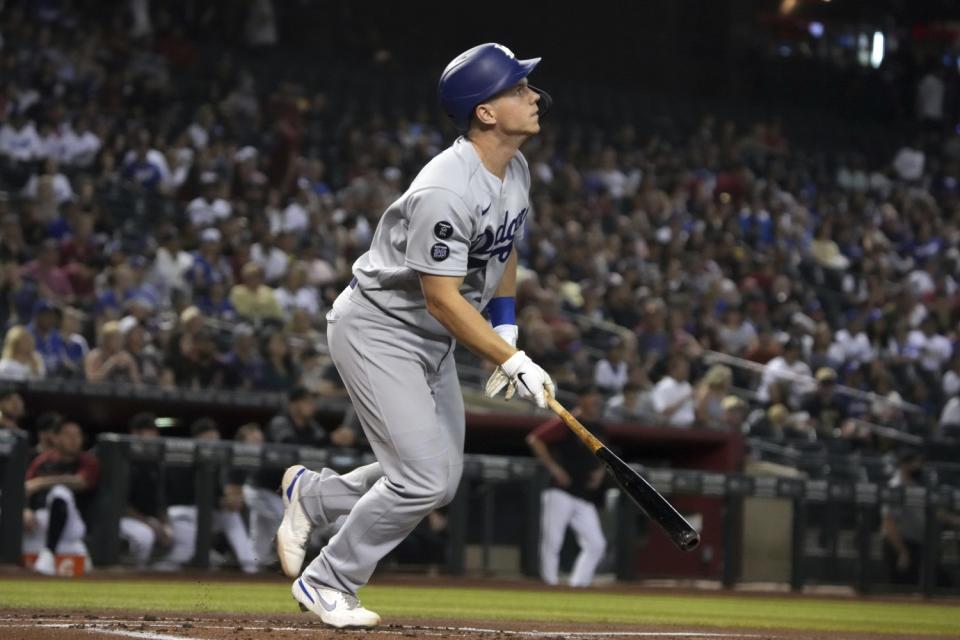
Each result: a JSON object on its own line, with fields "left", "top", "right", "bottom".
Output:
{"left": 352, "top": 136, "right": 531, "bottom": 337}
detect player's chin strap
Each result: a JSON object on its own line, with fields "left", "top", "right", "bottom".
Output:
{"left": 531, "top": 85, "right": 552, "bottom": 120}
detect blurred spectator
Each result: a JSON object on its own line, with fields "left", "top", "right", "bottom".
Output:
{"left": 800, "top": 367, "right": 847, "bottom": 440}
{"left": 164, "top": 328, "right": 225, "bottom": 390}
{"left": 185, "top": 228, "right": 233, "bottom": 297}
{"left": 84, "top": 320, "right": 140, "bottom": 384}
{"left": 156, "top": 418, "right": 257, "bottom": 573}
{"left": 257, "top": 330, "right": 297, "bottom": 391}
{"left": 720, "top": 395, "right": 749, "bottom": 433}
{"left": 23, "top": 417, "right": 99, "bottom": 574}
{"left": 651, "top": 356, "right": 695, "bottom": 428}
{"left": 149, "top": 228, "right": 193, "bottom": 301}
{"left": 593, "top": 338, "right": 629, "bottom": 395}
{"left": 186, "top": 173, "right": 232, "bottom": 230}
{"left": 756, "top": 339, "right": 813, "bottom": 407}
{"left": 604, "top": 382, "right": 650, "bottom": 422}
{"left": 694, "top": 365, "right": 733, "bottom": 428}
{"left": 121, "top": 316, "right": 162, "bottom": 385}
{"left": 223, "top": 323, "right": 264, "bottom": 390}
{"left": 29, "top": 300, "right": 67, "bottom": 377}
{"left": 274, "top": 262, "right": 320, "bottom": 318}
{"left": 0, "top": 325, "right": 46, "bottom": 380}
{"left": 0, "top": 389, "right": 26, "bottom": 436}
{"left": 230, "top": 262, "right": 282, "bottom": 322}
{"left": 19, "top": 239, "right": 74, "bottom": 306}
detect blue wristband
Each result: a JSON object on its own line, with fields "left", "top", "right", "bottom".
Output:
{"left": 487, "top": 296, "right": 516, "bottom": 327}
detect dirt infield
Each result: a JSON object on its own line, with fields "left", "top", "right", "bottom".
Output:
{"left": 0, "top": 611, "right": 932, "bottom": 640}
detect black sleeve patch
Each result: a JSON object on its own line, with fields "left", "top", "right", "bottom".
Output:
{"left": 430, "top": 242, "right": 450, "bottom": 261}
{"left": 433, "top": 221, "right": 454, "bottom": 240}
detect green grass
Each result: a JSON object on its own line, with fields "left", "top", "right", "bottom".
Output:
{"left": 1, "top": 579, "right": 958, "bottom": 636}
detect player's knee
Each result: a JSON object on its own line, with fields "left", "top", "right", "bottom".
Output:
{"left": 583, "top": 536, "right": 606, "bottom": 557}
{"left": 47, "top": 484, "right": 75, "bottom": 505}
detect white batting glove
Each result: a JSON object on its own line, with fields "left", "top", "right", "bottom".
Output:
{"left": 497, "top": 350, "right": 555, "bottom": 409}
{"left": 484, "top": 324, "right": 519, "bottom": 400}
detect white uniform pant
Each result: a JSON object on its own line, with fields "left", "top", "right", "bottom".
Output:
{"left": 539, "top": 488, "right": 606, "bottom": 587}
{"left": 242, "top": 484, "right": 284, "bottom": 567}
{"left": 119, "top": 517, "right": 156, "bottom": 567}
{"left": 160, "top": 505, "right": 258, "bottom": 572}
{"left": 22, "top": 484, "right": 89, "bottom": 555}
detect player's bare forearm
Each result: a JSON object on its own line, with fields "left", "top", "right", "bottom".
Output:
{"left": 493, "top": 248, "right": 518, "bottom": 297}
{"left": 526, "top": 434, "right": 561, "bottom": 474}
{"left": 25, "top": 474, "right": 87, "bottom": 496}
{"left": 420, "top": 272, "right": 516, "bottom": 365}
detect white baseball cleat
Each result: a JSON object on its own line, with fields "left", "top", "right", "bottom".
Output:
{"left": 292, "top": 578, "right": 381, "bottom": 628}
{"left": 33, "top": 548, "right": 56, "bottom": 576}
{"left": 276, "top": 465, "right": 312, "bottom": 577}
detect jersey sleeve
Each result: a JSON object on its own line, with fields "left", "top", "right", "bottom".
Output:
{"left": 404, "top": 187, "right": 474, "bottom": 276}
{"left": 77, "top": 452, "right": 100, "bottom": 488}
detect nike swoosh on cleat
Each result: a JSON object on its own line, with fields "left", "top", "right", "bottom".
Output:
{"left": 316, "top": 589, "right": 337, "bottom": 612}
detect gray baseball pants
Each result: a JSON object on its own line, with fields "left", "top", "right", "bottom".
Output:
{"left": 299, "top": 286, "right": 465, "bottom": 595}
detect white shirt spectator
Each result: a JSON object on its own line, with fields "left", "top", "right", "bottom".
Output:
{"left": 123, "top": 148, "right": 171, "bottom": 187}
{"left": 594, "top": 359, "right": 628, "bottom": 394}
{"left": 756, "top": 357, "right": 813, "bottom": 404}
{"left": 151, "top": 246, "right": 195, "bottom": 296}
{"left": 279, "top": 201, "right": 310, "bottom": 234}
{"left": 22, "top": 172, "right": 74, "bottom": 204}
{"left": 274, "top": 286, "right": 320, "bottom": 317}
{"left": 893, "top": 146, "right": 924, "bottom": 182}
{"left": 0, "top": 358, "right": 43, "bottom": 381}
{"left": 941, "top": 397, "right": 960, "bottom": 429}
{"left": 907, "top": 268, "right": 935, "bottom": 298}
{"left": 907, "top": 329, "right": 953, "bottom": 373}
{"left": 651, "top": 376, "right": 695, "bottom": 428}
{"left": 250, "top": 243, "right": 290, "bottom": 283}
{"left": 61, "top": 127, "right": 102, "bottom": 168}
{"left": 0, "top": 120, "right": 42, "bottom": 163}
{"left": 944, "top": 370, "right": 960, "bottom": 398}
{"left": 830, "top": 329, "right": 873, "bottom": 365}
{"left": 186, "top": 197, "right": 232, "bottom": 228}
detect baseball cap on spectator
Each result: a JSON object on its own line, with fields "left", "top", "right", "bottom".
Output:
{"left": 200, "top": 228, "right": 221, "bottom": 243}
{"left": 766, "top": 403, "right": 789, "bottom": 422}
{"left": 815, "top": 367, "right": 837, "bottom": 384}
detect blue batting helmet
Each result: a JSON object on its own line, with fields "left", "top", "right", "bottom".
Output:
{"left": 438, "top": 43, "right": 548, "bottom": 130}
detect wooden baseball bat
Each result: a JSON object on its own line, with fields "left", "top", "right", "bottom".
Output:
{"left": 546, "top": 396, "right": 700, "bottom": 552}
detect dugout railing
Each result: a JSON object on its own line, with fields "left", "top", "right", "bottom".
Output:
{"left": 2, "top": 432, "right": 957, "bottom": 595}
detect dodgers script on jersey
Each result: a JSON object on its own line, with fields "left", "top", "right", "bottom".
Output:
{"left": 351, "top": 137, "right": 531, "bottom": 338}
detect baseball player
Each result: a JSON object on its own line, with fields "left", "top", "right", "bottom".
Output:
{"left": 278, "top": 43, "right": 553, "bottom": 628}
{"left": 527, "top": 384, "right": 607, "bottom": 587}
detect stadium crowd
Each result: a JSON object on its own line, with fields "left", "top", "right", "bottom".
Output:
{"left": 2, "top": 1, "right": 960, "bottom": 575}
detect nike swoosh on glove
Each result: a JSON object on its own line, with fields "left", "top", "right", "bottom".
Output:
{"left": 497, "top": 350, "right": 555, "bottom": 409}
{"left": 484, "top": 324, "right": 519, "bottom": 400}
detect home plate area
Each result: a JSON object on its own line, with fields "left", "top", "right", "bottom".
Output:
{"left": 0, "top": 614, "right": 919, "bottom": 640}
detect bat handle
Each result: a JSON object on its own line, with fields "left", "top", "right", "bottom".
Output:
{"left": 546, "top": 395, "right": 603, "bottom": 453}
